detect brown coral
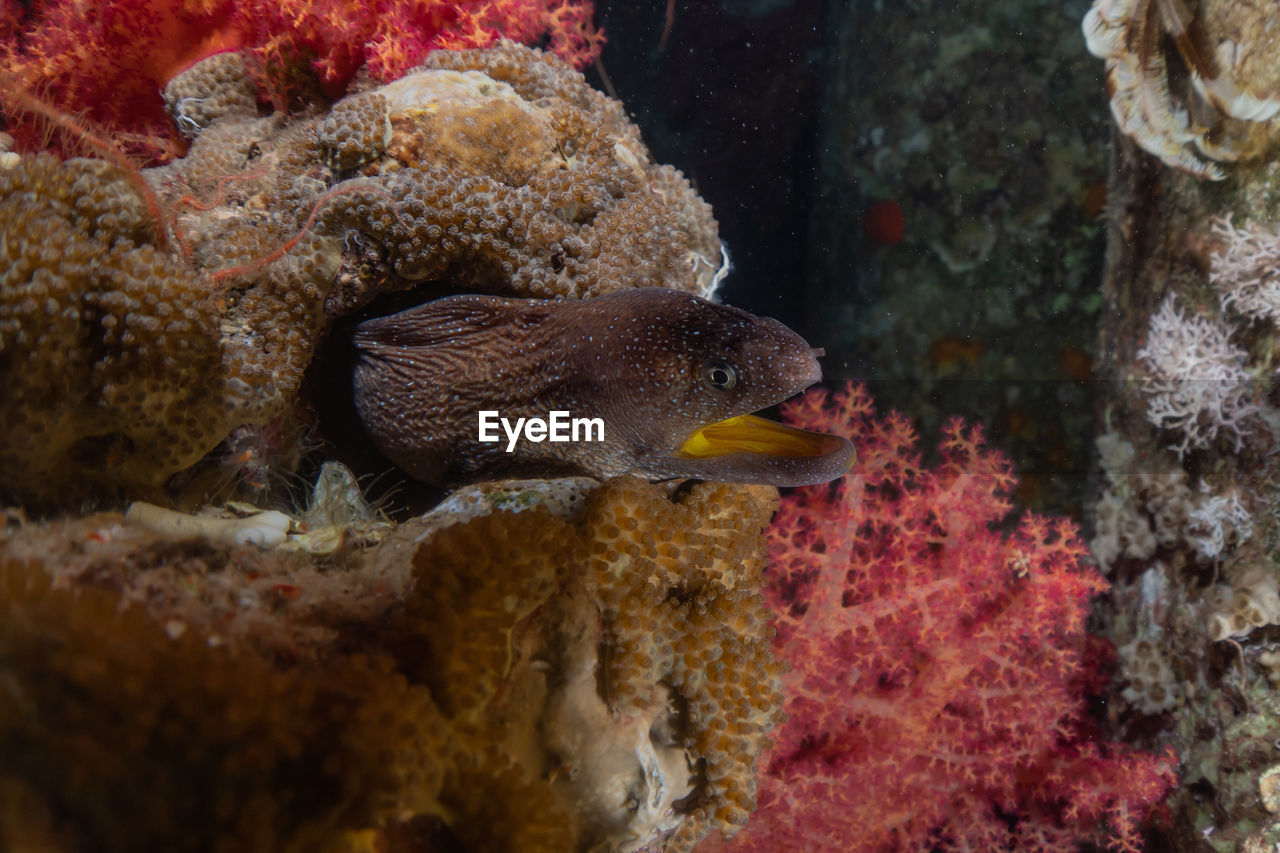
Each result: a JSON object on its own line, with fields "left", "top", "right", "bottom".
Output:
{"left": 0, "top": 475, "right": 783, "bottom": 852}
{"left": 1, "top": 42, "right": 723, "bottom": 510}
{"left": 0, "top": 155, "right": 225, "bottom": 505}
{"left": 400, "top": 476, "right": 784, "bottom": 850}
{"left": 0, "top": 556, "right": 449, "bottom": 853}
{"left": 162, "top": 50, "right": 260, "bottom": 136}
{"left": 583, "top": 478, "right": 785, "bottom": 845}
{"left": 0, "top": 148, "right": 339, "bottom": 508}
{"left": 158, "top": 41, "right": 723, "bottom": 305}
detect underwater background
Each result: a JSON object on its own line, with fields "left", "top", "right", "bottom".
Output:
{"left": 593, "top": 0, "right": 1107, "bottom": 517}
{"left": 3, "top": 0, "right": 1280, "bottom": 849}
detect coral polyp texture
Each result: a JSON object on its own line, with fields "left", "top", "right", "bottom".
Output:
{"left": 0, "top": 474, "right": 783, "bottom": 852}
{"left": 1210, "top": 214, "right": 1280, "bottom": 324}
{"left": 0, "top": 0, "right": 602, "bottom": 159}
{"left": 1136, "top": 293, "right": 1257, "bottom": 457}
{"left": 1082, "top": 0, "right": 1280, "bottom": 179}
{"left": 0, "top": 155, "right": 234, "bottom": 504}
{"left": 712, "top": 382, "right": 1175, "bottom": 852}
{"left": 1088, "top": 431, "right": 1254, "bottom": 575}
{"left": 0, "top": 556, "right": 448, "bottom": 853}
{"left": 0, "top": 41, "right": 721, "bottom": 509}
{"left": 404, "top": 475, "right": 785, "bottom": 851}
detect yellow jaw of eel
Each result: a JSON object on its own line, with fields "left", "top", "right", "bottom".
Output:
{"left": 673, "top": 414, "right": 855, "bottom": 485}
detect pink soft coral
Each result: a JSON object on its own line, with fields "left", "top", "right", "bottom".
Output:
{"left": 0, "top": 0, "right": 602, "bottom": 159}
{"left": 713, "top": 382, "right": 1175, "bottom": 852}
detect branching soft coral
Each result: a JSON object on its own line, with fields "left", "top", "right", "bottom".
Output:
{"left": 714, "top": 382, "right": 1176, "bottom": 852}
{"left": 0, "top": 0, "right": 602, "bottom": 159}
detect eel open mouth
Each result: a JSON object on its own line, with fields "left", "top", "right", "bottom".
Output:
{"left": 669, "top": 414, "right": 855, "bottom": 487}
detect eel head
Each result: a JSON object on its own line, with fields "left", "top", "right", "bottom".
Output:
{"left": 568, "top": 289, "right": 855, "bottom": 487}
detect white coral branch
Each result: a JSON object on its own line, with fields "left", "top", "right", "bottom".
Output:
{"left": 1210, "top": 215, "right": 1280, "bottom": 324}
{"left": 1137, "top": 294, "right": 1256, "bottom": 456}
{"left": 1186, "top": 488, "right": 1253, "bottom": 562}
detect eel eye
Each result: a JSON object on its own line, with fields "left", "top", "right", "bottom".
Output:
{"left": 702, "top": 358, "right": 738, "bottom": 391}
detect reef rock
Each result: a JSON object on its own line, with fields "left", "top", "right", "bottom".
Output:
{"left": 0, "top": 474, "right": 782, "bottom": 852}
{"left": 1082, "top": 0, "right": 1280, "bottom": 842}
{"left": 0, "top": 41, "right": 722, "bottom": 509}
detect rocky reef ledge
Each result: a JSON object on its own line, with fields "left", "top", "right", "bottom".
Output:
{"left": 0, "top": 472, "right": 784, "bottom": 852}
{"left": 0, "top": 39, "right": 780, "bottom": 853}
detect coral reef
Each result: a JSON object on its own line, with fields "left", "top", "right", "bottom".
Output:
{"left": 1209, "top": 214, "right": 1280, "bottom": 323}
{"left": 0, "top": 146, "right": 337, "bottom": 507}
{"left": 1136, "top": 294, "right": 1257, "bottom": 457}
{"left": 1103, "top": 546, "right": 1280, "bottom": 850}
{"left": 0, "top": 556, "right": 450, "bottom": 853}
{"left": 0, "top": 0, "right": 603, "bottom": 160}
{"left": 1118, "top": 636, "right": 1180, "bottom": 715}
{"left": 0, "top": 154, "right": 241, "bottom": 505}
{"left": 0, "top": 473, "right": 783, "bottom": 851}
{"left": 403, "top": 475, "right": 784, "bottom": 850}
{"left": 1083, "top": 0, "right": 1280, "bottom": 180}
{"left": 1080, "top": 6, "right": 1280, "bottom": 837}
{"left": 710, "top": 382, "right": 1175, "bottom": 852}
{"left": 1090, "top": 431, "right": 1256, "bottom": 578}
{"left": 0, "top": 41, "right": 722, "bottom": 509}
{"left": 1090, "top": 434, "right": 1187, "bottom": 572}
{"left": 0, "top": 32, "right": 784, "bottom": 847}
{"left": 155, "top": 40, "right": 721, "bottom": 303}
{"left": 1204, "top": 567, "right": 1280, "bottom": 642}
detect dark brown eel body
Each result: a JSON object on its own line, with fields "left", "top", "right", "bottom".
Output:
{"left": 351, "top": 288, "right": 854, "bottom": 486}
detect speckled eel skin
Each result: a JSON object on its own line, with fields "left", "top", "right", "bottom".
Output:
{"left": 352, "top": 288, "right": 854, "bottom": 486}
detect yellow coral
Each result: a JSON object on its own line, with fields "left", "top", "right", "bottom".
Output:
{"left": 404, "top": 476, "right": 784, "bottom": 850}
{"left": 581, "top": 478, "right": 784, "bottom": 844}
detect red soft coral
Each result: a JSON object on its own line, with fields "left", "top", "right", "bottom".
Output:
{"left": 711, "top": 382, "right": 1175, "bottom": 852}
{"left": 0, "top": 0, "right": 603, "bottom": 159}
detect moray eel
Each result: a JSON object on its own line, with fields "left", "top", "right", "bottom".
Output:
{"left": 351, "top": 288, "right": 854, "bottom": 486}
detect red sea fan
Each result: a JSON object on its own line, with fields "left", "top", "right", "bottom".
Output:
{"left": 0, "top": 0, "right": 602, "bottom": 160}
{"left": 714, "top": 382, "right": 1175, "bottom": 852}
{"left": 239, "top": 0, "right": 603, "bottom": 94}
{"left": 0, "top": 0, "right": 242, "bottom": 158}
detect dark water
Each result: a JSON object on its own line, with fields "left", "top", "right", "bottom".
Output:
{"left": 591, "top": 0, "right": 1109, "bottom": 515}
